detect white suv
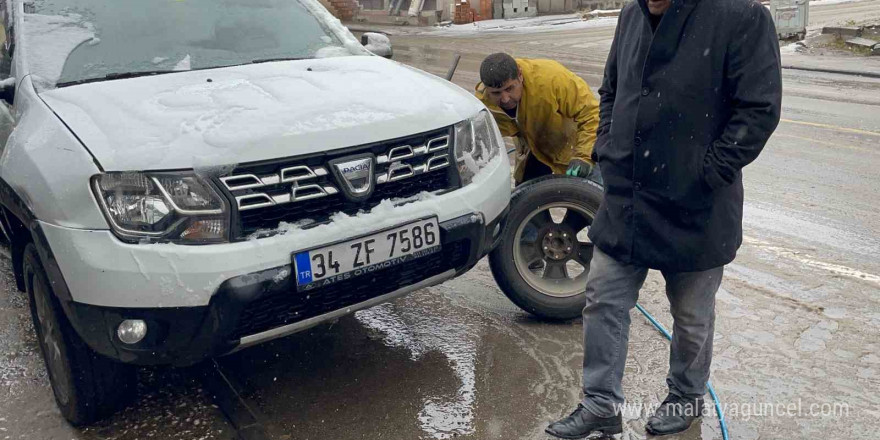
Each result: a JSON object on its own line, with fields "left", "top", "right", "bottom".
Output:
{"left": 0, "top": 0, "right": 509, "bottom": 424}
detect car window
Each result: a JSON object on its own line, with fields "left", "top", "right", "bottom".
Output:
{"left": 23, "top": 0, "right": 362, "bottom": 90}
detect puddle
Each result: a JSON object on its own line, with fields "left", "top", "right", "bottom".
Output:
{"left": 356, "top": 302, "right": 478, "bottom": 439}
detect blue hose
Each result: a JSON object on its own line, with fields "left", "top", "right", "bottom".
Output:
{"left": 634, "top": 303, "right": 730, "bottom": 440}
{"left": 506, "top": 147, "right": 729, "bottom": 438}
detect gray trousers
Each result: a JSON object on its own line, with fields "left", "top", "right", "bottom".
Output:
{"left": 581, "top": 247, "right": 723, "bottom": 417}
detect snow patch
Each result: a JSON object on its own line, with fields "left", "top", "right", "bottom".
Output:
{"left": 780, "top": 42, "right": 804, "bottom": 55}
{"left": 173, "top": 55, "right": 192, "bottom": 72}
{"left": 23, "top": 13, "right": 96, "bottom": 89}
{"left": 40, "top": 56, "right": 481, "bottom": 171}
{"left": 273, "top": 269, "right": 290, "bottom": 283}
{"left": 315, "top": 46, "right": 354, "bottom": 58}
{"left": 193, "top": 162, "right": 236, "bottom": 179}
{"left": 810, "top": 0, "right": 871, "bottom": 5}
{"left": 427, "top": 14, "right": 617, "bottom": 36}
{"left": 252, "top": 191, "right": 441, "bottom": 240}
{"left": 298, "top": 0, "right": 368, "bottom": 56}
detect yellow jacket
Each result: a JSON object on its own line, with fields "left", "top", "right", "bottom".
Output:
{"left": 475, "top": 58, "right": 599, "bottom": 183}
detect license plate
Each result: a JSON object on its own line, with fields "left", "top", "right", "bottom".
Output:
{"left": 293, "top": 218, "right": 441, "bottom": 291}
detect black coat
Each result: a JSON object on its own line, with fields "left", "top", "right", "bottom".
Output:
{"left": 588, "top": 0, "right": 782, "bottom": 272}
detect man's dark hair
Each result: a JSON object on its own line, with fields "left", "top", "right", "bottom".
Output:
{"left": 480, "top": 53, "right": 519, "bottom": 88}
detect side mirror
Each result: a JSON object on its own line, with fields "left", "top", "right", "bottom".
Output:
{"left": 0, "top": 77, "right": 14, "bottom": 106}
{"left": 361, "top": 32, "right": 393, "bottom": 59}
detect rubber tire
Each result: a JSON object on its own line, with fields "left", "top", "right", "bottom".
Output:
{"left": 23, "top": 243, "right": 137, "bottom": 426}
{"left": 488, "top": 175, "right": 603, "bottom": 320}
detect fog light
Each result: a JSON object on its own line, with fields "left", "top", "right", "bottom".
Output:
{"left": 117, "top": 319, "right": 147, "bottom": 344}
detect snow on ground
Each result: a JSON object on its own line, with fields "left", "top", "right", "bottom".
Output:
{"left": 415, "top": 0, "right": 869, "bottom": 37}
{"left": 425, "top": 14, "right": 617, "bottom": 36}
{"left": 780, "top": 41, "right": 805, "bottom": 54}
{"left": 810, "top": 0, "right": 873, "bottom": 6}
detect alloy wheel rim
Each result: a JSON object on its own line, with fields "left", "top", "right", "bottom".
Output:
{"left": 512, "top": 202, "right": 596, "bottom": 298}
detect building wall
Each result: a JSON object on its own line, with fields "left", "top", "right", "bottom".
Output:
{"left": 539, "top": 0, "right": 627, "bottom": 13}
{"left": 576, "top": 0, "right": 628, "bottom": 11}
{"left": 502, "top": 0, "right": 537, "bottom": 18}
{"left": 425, "top": 0, "right": 626, "bottom": 20}
{"left": 437, "top": 0, "right": 454, "bottom": 20}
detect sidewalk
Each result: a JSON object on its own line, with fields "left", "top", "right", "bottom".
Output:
{"left": 346, "top": 12, "right": 619, "bottom": 36}
{"left": 782, "top": 49, "right": 880, "bottom": 78}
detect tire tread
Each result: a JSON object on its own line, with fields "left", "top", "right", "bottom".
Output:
{"left": 24, "top": 243, "right": 136, "bottom": 425}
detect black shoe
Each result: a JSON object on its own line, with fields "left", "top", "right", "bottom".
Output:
{"left": 545, "top": 404, "right": 623, "bottom": 439}
{"left": 645, "top": 393, "right": 705, "bottom": 436}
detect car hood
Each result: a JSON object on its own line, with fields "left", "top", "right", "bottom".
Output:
{"left": 39, "top": 56, "right": 483, "bottom": 172}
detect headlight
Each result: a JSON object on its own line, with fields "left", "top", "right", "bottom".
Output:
{"left": 92, "top": 172, "right": 229, "bottom": 243}
{"left": 454, "top": 110, "right": 502, "bottom": 185}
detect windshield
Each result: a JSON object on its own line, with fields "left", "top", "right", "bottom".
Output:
{"left": 23, "top": 0, "right": 364, "bottom": 89}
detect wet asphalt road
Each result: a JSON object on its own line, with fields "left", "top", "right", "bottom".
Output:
{"left": 2, "top": 2, "right": 880, "bottom": 439}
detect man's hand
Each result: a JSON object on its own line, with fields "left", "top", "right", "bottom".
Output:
{"left": 566, "top": 159, "right": 593, "bottom": 178}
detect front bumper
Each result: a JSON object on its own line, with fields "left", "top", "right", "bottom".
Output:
{"left": 41, "top": 153, "right": 510, "bottom": 309}
{"left": 61, "top": 210, "right": 507, "bottom": 366}
{"left": 41, "top": 152, "right": 509, "bottom": 365}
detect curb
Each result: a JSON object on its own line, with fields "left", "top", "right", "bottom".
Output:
{"left": 782, "top": 65, "right": 880, "bottom": 79}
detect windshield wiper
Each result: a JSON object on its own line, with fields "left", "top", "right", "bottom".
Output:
{"left": 56, "top": 70, "right": 176, "bottom": 88}
{"left": 251, "top": 57, "right": 310, "bottom": 64}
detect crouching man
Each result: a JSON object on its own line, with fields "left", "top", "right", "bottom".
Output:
{"left": 475, "top": 53, "right": 600, "bottom": 185}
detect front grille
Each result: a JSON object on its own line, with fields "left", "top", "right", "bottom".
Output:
{"left": 238, "top": 171, "right": 450, "bottom": 239}
{"left": 218, "top": 127, "right": 458, "bottom": 239}
{"left": 232, "top": 240, "right": 470, "bottom": 340}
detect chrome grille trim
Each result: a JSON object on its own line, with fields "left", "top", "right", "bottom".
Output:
{"left": 387, "top": 145, "right": 414, "bottom": 162}
{"left": 236, "top": 193, "right": 276, "bottom": 210}
{"left": 220, "top": 174, "right": 264, "bottom": 191}
{"left": 226, "top": 131, "right": 452, "bottom": 216}
{"left": 236, "top": 185, "right": 338, "bottom": 211}
{"left": 376, "top": 155, "right": 450, "bottom": 185}
{"left": 377, "top": 134, "right": 450, "bottom": 164}
{"left": 291, "top": 183, "right": 337, "bottom": 202}
{"left": 387, "top": 163, "right": 415, "bottom": 183}
{"left": 426, "top": 135, "right": 450, "bottom": 152}
{"left": 426, "top": 155, "right": 451, "bottom": 171}
{"left": 221, "top": 166, "right": 326, "bottom": 191}
{"left": 281, "top": 165, "right": 328, "bottom": 183}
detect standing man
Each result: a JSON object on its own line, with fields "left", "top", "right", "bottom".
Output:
{"left": 546, "top": 0, "right": 781, "bottom": 438}
{"left": 475, "top": 53, "right": 601, "bottom": 185}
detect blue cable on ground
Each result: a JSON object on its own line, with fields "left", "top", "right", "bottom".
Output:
{"left": 634, "top": 303, "right": 730, "bottom": 440}
{"left": 506, "top": 150, "right": 729, "bottom": 438}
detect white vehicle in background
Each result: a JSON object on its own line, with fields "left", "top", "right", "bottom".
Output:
{"left": 0, "top": 0, "right": 509, "bottom": 424}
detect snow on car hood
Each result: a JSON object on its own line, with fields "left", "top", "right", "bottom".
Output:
{"left": 39, "top": 56, "right": 483, "bottom": 172}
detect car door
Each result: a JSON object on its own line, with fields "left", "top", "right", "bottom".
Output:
{"left": 0, "top": 0, "right": 15, "bottom": 151}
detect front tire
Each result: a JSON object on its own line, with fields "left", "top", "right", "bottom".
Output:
{"left": 23, "top": 243, "right": 136, "bottom": 425}
{"left": 489, "top": 176, "right": 603, "bottom": 320}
